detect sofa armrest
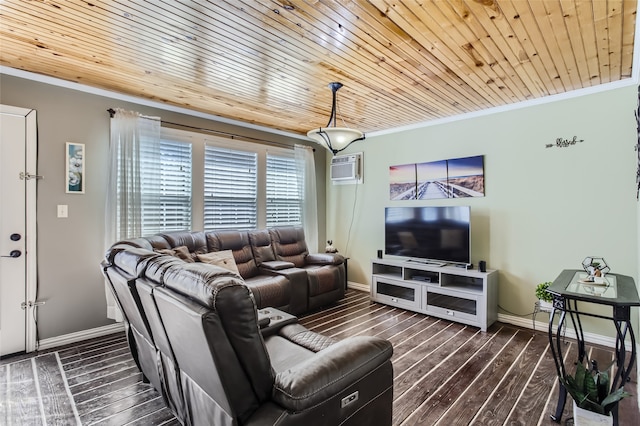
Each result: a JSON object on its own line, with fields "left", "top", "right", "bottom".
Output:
{"left": 305, "top": 253, "right": 344, "bottom": 266}
{"left": 261, "top": 260, "right": 296, "bottom": 270}
{"left": 273, "top": 336, "right": 392, "bottom": 412}
{"left": 258, "top": 267, "right": 309, "bottom": 315}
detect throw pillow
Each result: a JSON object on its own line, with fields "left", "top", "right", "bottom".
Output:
{"left": 197, "top": 250, "right": 239, "bottom": 274}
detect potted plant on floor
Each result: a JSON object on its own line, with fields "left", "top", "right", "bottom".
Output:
{"left": 535, "top": 281, "right": 554, "bottom": 311}
{"left": 560, "top": 359, "right": 630, "bottom": 425}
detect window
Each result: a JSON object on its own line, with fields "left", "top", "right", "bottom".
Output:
{"left": 203, "top": 143, "right": 304, "bottom": 231}
{"left": 138, "top": 138, "right": 192, "bottom": 235}
{"left": 266, "top": 152, "right": 302, "bottom": 227}
{"left": 132, "top": 128, "right": 306, "bottom": 232}
{"left": 204, "top": 146, "right": 257, "bottom": 230}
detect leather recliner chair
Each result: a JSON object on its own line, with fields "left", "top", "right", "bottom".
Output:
{"left": 138, "top": 253, "right": 393, "bottom": 426}
{"left": 102, "top": 251, "right": 162, "bottom": 392}
{"left": 269, "top": 227, "right": 346, "bottom": 311}
{"left": 103, "top": 249, "right": 189, "bottom": 424}
{"left": 206, "top": 230, "right": 308, "bottom": 314}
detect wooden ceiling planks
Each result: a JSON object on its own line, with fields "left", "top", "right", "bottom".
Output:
{"left": 0, "top": 0, "right": 636, "bottom": 135}
{"left": 621, "top": 1, "right": 637, "bottom": 77}
{"left": 607, "top": 0, "right": 624, "bottom": 81}
{"left": 331, "top": 0, "right": 492, "bottom": 112}
{"left": 272, "top": 0, "right": 461, "bottom": 125}
{"left": 370, "top": 0, "right": 515, "bottom": 106}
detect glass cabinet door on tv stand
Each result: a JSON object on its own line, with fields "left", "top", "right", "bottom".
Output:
{"left": 371, "top": 258, "right": 498, "bottom": 331}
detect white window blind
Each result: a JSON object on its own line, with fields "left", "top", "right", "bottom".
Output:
{"left": 204, "top": 145, "right": 257, "bottom": 230}
{"left": 139, "top": 139, "right": 192, "bottom": 235}
{"left": 266, "top": 152, "right": 302, "bottom": 227}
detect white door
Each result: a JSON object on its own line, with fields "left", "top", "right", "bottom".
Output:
{"left": 0, "top": 105, "right": 38, "bottom": 356}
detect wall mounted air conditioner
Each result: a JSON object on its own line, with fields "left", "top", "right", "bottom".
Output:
{"left": 330, "top": 152, "right": 362, "bottom": 184}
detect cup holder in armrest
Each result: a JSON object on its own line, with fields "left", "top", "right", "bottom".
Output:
{"left": 257, "top": 308, "right": 298, "bottom": 335}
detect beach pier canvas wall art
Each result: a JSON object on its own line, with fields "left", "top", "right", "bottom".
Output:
{"left": 390, "top": 155, "right": 484, "bottom": 200}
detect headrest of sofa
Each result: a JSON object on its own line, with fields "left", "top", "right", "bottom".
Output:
{"left": 269, "top": 227, "right": 308, "bottom": 267}
{"left": 206, "top": 230, "right": 248, "bottom": 251}
{"left": 142, "top": 235, "right": 173, "bottom": 250}
{"left": 269, "top": 227, "right": 306, "bottom": 245}
{"left": 248, "top": 230, "right": 275, "bottom": 265}
{"left": 162, "top": 262, "right": 245, "bottom": 308}
{"left": 104, "top": 237, "right": 156, "bottom": 264}
{"left": 112, "top": 248, "right": 162, "bottom": 278}
{"left": 158, "top": 231, "right": 207, "bottom": 253}
{"left": 145, "top": 254, "right": 187, "bottom": 284}
{"left": 206, "top": 231, "right": 259, "bottom": 279}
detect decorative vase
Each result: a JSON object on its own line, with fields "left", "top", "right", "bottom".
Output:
{"left": 538, "top": 299, "right": 553, "bottom": 311}
{"left": 572, "top": 401, "right": 612, "bottom": 426}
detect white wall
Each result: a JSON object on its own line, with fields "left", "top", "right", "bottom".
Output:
{"left": 328, "top": 85, "right": 639, "bottom": 338}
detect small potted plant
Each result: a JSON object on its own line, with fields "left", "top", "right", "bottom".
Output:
{"left": 535, "top": 281, "right": 553, "bottom": 310}
{"left": 560, "top": 359, "right": 630, "bottom": 425}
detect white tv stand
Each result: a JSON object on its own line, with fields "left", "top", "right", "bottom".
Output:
{"left": 371, "top": 258, "right": 498, "bottom": 331}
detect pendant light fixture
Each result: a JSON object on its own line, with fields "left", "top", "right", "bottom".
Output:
{"left": 307, "top": 82, "right": 365, "bottom": 155}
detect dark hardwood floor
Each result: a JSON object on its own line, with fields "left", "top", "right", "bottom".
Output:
{"left": 1, "top": 289, "right": 638, "bottom": 425}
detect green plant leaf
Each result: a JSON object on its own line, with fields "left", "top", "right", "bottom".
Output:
{"left": 561, "top": 360, "right": 631, "bottom": 415}
{"left": 583, "top": 371, "right": 598, "bottom": 403}
{"left": 561, "top": 375, "right": 587, "bottom": 406}
{"left": 535, "top": 281, "right": 553, "bottom": 302}
{"left": 596, "top": 370, "right": 609, "bottom": 403}
{"left": 602, "top": 387, "right": 632, "bottom": 414}
{"left": 583, "top": 398, "right": 606, "bottom": 415}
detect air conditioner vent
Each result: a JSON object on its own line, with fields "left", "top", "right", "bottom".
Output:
{"left": 330, "top": 152, "right": 362, "bottom": 184}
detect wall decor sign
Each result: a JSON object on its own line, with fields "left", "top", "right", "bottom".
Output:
{"left": 390, "top": 155, "right": 484, "bottom": 200}
{"left": 66, "top": 142, "right": 85, "bottom": 193}
{"left": 545, "top": 136, "right": 584, "bottom": 148}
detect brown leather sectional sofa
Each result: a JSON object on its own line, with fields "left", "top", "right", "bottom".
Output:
{"left": 109, "top": 227, "right": 346, "bottom": 315}
{"left": 102, "top": 227, "right": 394, "bottom": 425}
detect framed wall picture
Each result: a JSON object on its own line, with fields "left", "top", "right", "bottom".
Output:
{"left": 389, "top": 155, "right": 485, "bottom": 200}
{"left": 66, "top": 142, "right": 85, "bottom": 193}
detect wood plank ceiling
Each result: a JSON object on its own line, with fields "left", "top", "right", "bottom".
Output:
{"left": 0, "top": 0, "right": 637, "bottom": 136}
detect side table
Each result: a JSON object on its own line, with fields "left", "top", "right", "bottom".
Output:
{"left": 546, "top": 269, "right": 639, "bottom": 426}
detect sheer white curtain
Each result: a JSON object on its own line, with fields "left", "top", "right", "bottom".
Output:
{"left": 104, "top": 108, "right": 161, "bottom": 321}
{"left": 294, "top": 144, "right": 318, "bottom": 252}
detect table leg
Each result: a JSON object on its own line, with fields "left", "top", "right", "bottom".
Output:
{"left": 549, "top": 307, "right": 568, "bottom": 423}
{"left": 550, "top": 383, "right": 567, "bottom": 423}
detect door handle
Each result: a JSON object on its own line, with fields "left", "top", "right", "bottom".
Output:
{"left": 1, "top": 250, "right": 21, "bottom": 258}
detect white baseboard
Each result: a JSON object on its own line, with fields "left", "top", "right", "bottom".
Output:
{"left": 347, "top": 281, "right": 370, "bottom": 293}
{"left": 498, "top": 313, "right": 636, "bottom": 350}
{"left": 38, "top": 322, "right": 125, "bottom": 351}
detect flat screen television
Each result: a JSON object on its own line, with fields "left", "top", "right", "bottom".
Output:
{"left": 384, "top": 206, "right": 471, "bottom": 265}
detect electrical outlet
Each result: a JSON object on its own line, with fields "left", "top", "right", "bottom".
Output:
{"left": 57, "top": 204, "right": 68, "bottom": 218}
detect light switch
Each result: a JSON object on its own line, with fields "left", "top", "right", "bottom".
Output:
{"left": 57, "top": 204, "right": 68, "bottom": 218}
